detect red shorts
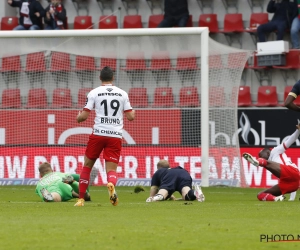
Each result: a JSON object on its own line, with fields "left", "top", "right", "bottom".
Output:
{"left": 278, "top": 164, "right": 300, "bottom": 195}
{"left": 85, "top": 134, "right": 122, "bottom": 163}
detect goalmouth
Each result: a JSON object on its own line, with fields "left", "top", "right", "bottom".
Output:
{"left": 0, "top": 28, "right": 250, "bottom": 187}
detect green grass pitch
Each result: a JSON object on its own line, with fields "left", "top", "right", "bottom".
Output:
{"left": 1, "top": 186, "right": 300, "bottom": 250}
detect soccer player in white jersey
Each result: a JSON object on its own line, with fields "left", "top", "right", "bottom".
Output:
{"left": 74, "top": 66, "right": 135, "bottom": 207}
{"left": 243, "top": 123, "right": 300, "bottom": 202}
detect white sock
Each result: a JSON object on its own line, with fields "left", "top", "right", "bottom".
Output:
{"left": 289, "top": 191, "right": 296, "bottom": 201}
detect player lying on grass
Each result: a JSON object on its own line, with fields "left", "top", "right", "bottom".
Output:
{"left": 146, "top": 160, "right": 205, "bottom": 202}
{"left": 243, "top": 123, "right": 300, "bottom": 202}
{"left": 36, "top": 162, "right": 91, "bottom": 202}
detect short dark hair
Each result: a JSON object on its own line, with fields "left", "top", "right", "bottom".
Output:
{"left": 100, "top": 66, "right": 114, "bottom": 82}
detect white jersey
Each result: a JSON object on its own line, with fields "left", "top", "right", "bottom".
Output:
{"left": 84, "top": 85, "right": 132, "bottom": 139}
{"left": 269, "top": 143, "right": 298, "bottom": 169}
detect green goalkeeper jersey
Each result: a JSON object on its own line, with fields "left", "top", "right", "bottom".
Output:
{"left": 35, "top": 172, "right": 73, "bottom": 201}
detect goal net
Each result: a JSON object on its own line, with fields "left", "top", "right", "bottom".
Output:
{"left": 0, "top": 29, "right": 250, "bottom": 187}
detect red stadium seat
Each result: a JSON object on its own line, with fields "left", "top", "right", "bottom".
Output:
{"left": 25, "top": 52, "right": 46, "bottom": 72}
{"left": 0, "top": 16, "right": 18, "bottom": 30}
{"left": 99, "top": 15, "right": 118, "bottom": 29}
{"left": 51, "top": 88, "right": 72, "bottom": 108}
{"left": 148, "top": 15, "right": 164, "bottom": 28}
{"left": 153, "top": 87, "right": 175, "bottom": 107}
{"left": 74, "top": 16, "right": 93, "bottom": 29}
{"left": 176, "top": 51, "right": 198, "bottom": 70}
{"left": 1, "top": 55, "right": 22, "bottom": 88}
{"left": 198, "top": 14, "right": 219, "bottom": 33}
{"left": 284, "top": 86, "right": 300, "bottom": 106}
{"left": 273, "top": 50, "right": 300, "bottom": 70}
{"left": 128, "top": 87, "right": 149, "bottom": 108}
{"left": 178, "top": 86, "right": 200, "bottom": 107}
{"left": 247, "top": 13, "right": 268, "bottom": 31}
{"left": 149, "top": 51, "right": 173, "bottom": 84}
{"left": 25, "top": 52, "right": 47, "bottom": 87}
{"left": 100, "top": 53, "right": 117, "bottom": 71}
{"left": 209, "top": 55, "right": 223, "bottom": 69}
{"left": 1, "top": 88, "right": 21, "bottom": 108}
{"left": 50, "top": 52, "right": 71, "bottom": 72}
{"left": 256, "top": 86, "right": 278, "bottom": 107}
{"left": 210, "top": 86, "right": 225, "bottom": 107}
{"left": 77, "top": 88, "right": 92, "bottom": 108}
{"left": 1, "top": 56, "right": 21, "bottom": 73}
{"left": 149, "top": 51, "right": 172, "bottom": 70}
{"left": 75, "top": 55, "right": 96, "bottom": 71}
{"left": 221, "top": 13, "right": 244, "bottom": 48}
{"left": 222, "top": 13, "right": 244, "bottom": 33}
{"left": 237, "top": 86, "right": 252, "bottom": 107}
{"left": 227, "top": 52, "right": 249, "bottom": 69}
{"left": 26, "top": 88, "right": 48, "bottom": 108}
{"left": 121, "top": 52, "right": 147, "bottom": 71}
{"left": 123, "top": 15, "right": 143, "bottom": 28}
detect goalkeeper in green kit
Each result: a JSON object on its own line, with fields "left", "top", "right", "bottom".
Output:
{"left": 35, "top": 162, "right": 91, "bottom": 202}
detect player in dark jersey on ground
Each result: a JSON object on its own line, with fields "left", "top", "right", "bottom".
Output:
{"left": 284, "top": 79, "right": 300, "bottom": 111}
{"left": 36, "top": 162, "right": 90, "bottom": 202}
{"left": 146, "top": 160, "right": 205, "bottom": 202}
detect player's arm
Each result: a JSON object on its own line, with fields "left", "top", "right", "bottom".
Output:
{"left": 125, "top": 110, "right": 135, "bottom": 121}
{"left": 281, "top": 123, "right": 300, "bottom": 150}
{"left": 76, "top": 110, "right": 90, "bottom": 123}
{"left": 284, "top": 95, "right": 300, "bottom": 112}
{"left": 284, "top": 80, "right": 300, "bottom": 111}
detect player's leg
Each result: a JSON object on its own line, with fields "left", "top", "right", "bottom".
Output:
{"left": 146, "top": 189, "right": 170, "bottom": 202}
{"left": 257, "top": 185, "right": 284, "bottom": 201}
{"left": 75, "top": 134, "right": 103, "bottom": 206}
{"left": 53, "top": 182, "right": 73, "bottom": 202}
{"left": 243, "top": 153, "right": 281, "bottom": 178}
{"left": 103, "top": 137, "right": 122, "bottom": 206}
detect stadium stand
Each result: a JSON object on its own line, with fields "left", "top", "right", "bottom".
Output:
{"left": 152, "top": 87, "right": 175, "bottom": 107}
{"left": 51, "top": 88, "right": 73, "bottom": 108}
{"left": 121, "top": 51, "right": 147, "bottom": 85}
{"left": 237, "top": 86, "right": 252, "bottom": 107}
{"left": 25, "top": 52, "right": 47, "bottom": 88}
{"left": 198, "top": 14, "right": 219, "bottom": 33}
{"left": 178, "top": 86, "right": 200, "bottom": 107}
{"left": 256, "top": 86, "right": 278, "bottom": 107}
{"left": 26, "top": 88, "right": 48, "bottom": 109}
{"left": 74, "top": 16, "right": 93, "bottom": 29}
{"left": 123, "top": 15, "right": 143, "bottom": 28}
{"left": 0, "top": 88, "right": 22, "bottom": 109}
{"left": 221, "top": 13, "right": 244, "bottom": 48}
{"left": 98, "top": 15, "right": 118, "bottom": 29}
{"left": 0, "top": 55, "right": 22, "bottom": 88}
{"left": 0, "top": 16, "right": 18, "bottom": 30}
{"left": 74, "top": 55, "right": 97, "bottom": 86}
{"left": 128, "top": 87, "right": 149, "bottom": 108}
{"left": 148, "top": 14, "right": 164, "bottom": 28}
{"left": 50, "top": 52, "right": 72, "bottom": 87}
{"left": 77, "top": 88, "right": 93, "bottom": 108}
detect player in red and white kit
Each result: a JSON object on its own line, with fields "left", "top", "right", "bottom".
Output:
{"left": 74, "top": 66, "right": 135, "bottom": 207}
{"left": 243, "top": 123, "right": 300, "bottom": 202}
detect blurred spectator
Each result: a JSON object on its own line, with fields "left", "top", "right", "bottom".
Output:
{"left": 257, "top": 0, "right": 296, "bottom": 42}
{"left": 291, "top": 0, "right": 300, "bottom": 48}
{"left": 158, "top": 0, "right": 189, "bottom": 28}
{"left": 7, "top": 0, "right": 45, "bottom": 30}
{"left": 44, "top": 0, "right": 67, "bottom": 30}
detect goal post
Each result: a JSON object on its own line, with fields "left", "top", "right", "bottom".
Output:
{"left": 0, "top": 28, "right": 250, "bottom": 187}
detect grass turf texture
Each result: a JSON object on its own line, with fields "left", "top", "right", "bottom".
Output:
{"left": 0, "top": 186, "right": 300, "bottom": 250}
